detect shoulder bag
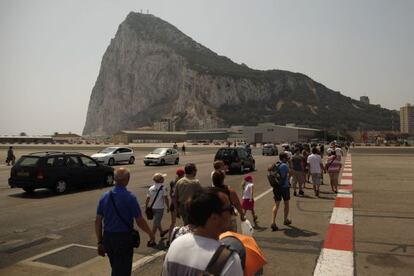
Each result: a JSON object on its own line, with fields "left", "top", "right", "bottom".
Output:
{"left": 326, "top": 155, "right": 337, "bottom": 171}
{"left": 145, "top": 185, "right": 163, "bottom": 220}
{"left": 109, "top": 191, "right": 140, "bottom": 248}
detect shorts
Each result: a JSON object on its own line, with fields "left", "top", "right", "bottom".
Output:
{"left": 328, "top": 172, "right": 339, "bottom": 182}
{"left": 273, "top": 187, "right": 290, "bottom": 202}
{"left": 241, "top": 198, "right": 254, "bottom": 210}
{"left": 291, "top": 170, "right": 305, "bottom": 185}
{"left": 311, "top": 173, "right": 322, "bottom": 185}
{"left": 152, "top": 208, "right": 164, "bottom": 227}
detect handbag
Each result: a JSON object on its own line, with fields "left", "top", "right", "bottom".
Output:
{"left": 109, "top": 191, "right": 140, "bottom": 248}
{"left": 146, "top": 185, "right": 163, "bottom": 220}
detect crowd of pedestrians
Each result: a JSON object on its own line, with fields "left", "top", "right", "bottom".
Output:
{"left": 94, "top": 140, "right": 347, "bottom": 276}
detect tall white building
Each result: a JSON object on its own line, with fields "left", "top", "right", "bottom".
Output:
{"left": 400, "top": 103, "right": 414, "bottom": 135}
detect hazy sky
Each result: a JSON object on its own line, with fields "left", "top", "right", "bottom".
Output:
{"left": 1, "top": 0, "right": 413, "bottom": 135}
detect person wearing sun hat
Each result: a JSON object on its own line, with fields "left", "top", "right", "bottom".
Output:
{"left": 145, "top": 172, "right": 170, "bottom": 246}
{"left": 240, "top": 174, "right": 258, "bottom": 226}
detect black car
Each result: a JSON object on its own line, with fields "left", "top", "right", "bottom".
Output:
{"left": 262, "top": 144, "right": 278, "bottom": 156}
{"left": 214, "top": 147, "right": 255, "bottom": 174}
{"left": 9, "top": 151, "right": 114, "bottom": 194}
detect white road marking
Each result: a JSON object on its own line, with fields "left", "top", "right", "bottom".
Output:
{"left": 254, "top": 188, "right": 273, "bottom": 201}
{"left": 132, "top": 250, "right": 166, "bottom": 271}
{"left": 336, "top": 193, "right": 353, "bottom": 198}
{"left": 20, "top": 243, "right": 96, "bottom": 270}
{"left": 340, "top": 179, "right": 353, "bottom": 185}
{"left": 314, "top": 248, "right": 354, "bottom": 276}
{"left": 342, "top": 173, "right": 352, "bottom": 177}
{"left": 330, "top": 208, "right": 353, "bottom": 225}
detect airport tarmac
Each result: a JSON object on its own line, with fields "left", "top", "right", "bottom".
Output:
{"left": 0, "top": 145, "right": 412, "bottom": 275}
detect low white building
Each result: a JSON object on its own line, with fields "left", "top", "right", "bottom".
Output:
{"left": 239, "top": 123, "right": 320, "bottom": 144}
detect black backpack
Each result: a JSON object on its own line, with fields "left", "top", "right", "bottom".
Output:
{"left": 202, "top": 236, "right": 246, "bottom": 276}
{"left": 267, "top": 161, "right": 282, "bottom": 188}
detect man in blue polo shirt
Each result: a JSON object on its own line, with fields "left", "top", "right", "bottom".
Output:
{"left": 95, "top": 167, "right": 155, "bottom": 276}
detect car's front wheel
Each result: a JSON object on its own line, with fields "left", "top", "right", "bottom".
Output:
{"left": 108, "top": 158, "right": 115, "bottom": 166}
{"left": 128, "top": 157, "right": 135, "bottom": 164}
{"left": 251, "top": 162, "right": 256, "bottom": 171}
{"left": 54, "top": 179, "right": 68, "bottom": 194}
{"left": 160, "top": 159, "right": 165, "bottom": 166}
{"left": 175, "top": 158, "right": 179, "bottom": 165}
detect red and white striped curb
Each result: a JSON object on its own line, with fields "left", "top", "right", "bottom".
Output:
{"left": 314, "top": 154, "right": 354, "bottom": 276}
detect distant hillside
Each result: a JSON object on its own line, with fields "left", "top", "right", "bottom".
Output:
{"left": 83, "top": 12, "right": 397, "bottom": 135}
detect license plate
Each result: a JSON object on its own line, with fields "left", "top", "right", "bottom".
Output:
{"left": 17, "top": 172, "right": 30, "bottom": 177}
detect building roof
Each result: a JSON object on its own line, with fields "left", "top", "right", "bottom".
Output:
{"left": 119, "top": 130, "right": 187, "bottom": 135}
{"left": 251, "top": 123, "right": 320, "bottom": 131}
{"left": 0, "top": 135, "right": 52, "bottom": 139}
{"left": 53, "top": 133, "right": 81, "bottom": 138}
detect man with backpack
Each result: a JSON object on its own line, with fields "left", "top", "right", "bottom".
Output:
{"left": 163, "top": 187, "right": 243, "bottom": 275}
{"left": 267, "top": 152, "right": 292, "bottom": 231}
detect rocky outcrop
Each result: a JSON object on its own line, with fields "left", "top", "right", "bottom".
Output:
{"left": 83, "top": 12, "right": 397, "bottom": 135}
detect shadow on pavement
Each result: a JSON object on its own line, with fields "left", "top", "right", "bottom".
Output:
{"left": 317, "top": 196, "right": 335, "bottom": 200}
{"left": 253, "top": 225, "right": 268, "bottom": 232}
{"left": 283, "top": 225, "right": 318, "bottom": 238}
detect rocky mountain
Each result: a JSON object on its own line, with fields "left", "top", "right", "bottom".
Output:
{"left": 83, "top": 12, "right": 397, "bottom": 136}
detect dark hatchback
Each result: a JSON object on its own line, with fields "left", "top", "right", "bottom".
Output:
{"left": 9, "top": 151, "right": 114, "bottom": 194}
{"left": 214, "top": 147, "right": 255, "bottom": 174}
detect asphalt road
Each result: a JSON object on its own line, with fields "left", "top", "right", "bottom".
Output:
{"left": 0, "top": 145, "right": 413, "bottom": 275}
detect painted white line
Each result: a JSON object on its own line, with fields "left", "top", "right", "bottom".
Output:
{"left": 340, "top": 179, "right": 353, "bottom": 185}
{"left": 254, "top": 188, "right": 273, "bottom": 201}
{"left": 342, "top": 173, "right": 352, "bottom": 177}
{"left": 343, "top": 168, "right": 352, "bottom": 172}
{"left": 20, "top": 243, "right": 96, "bottom": 270}
{"left": 314, "top": 248, "right": 354, "bottom": 276}
{"left": 344, "top": 165, "right": 352, "bottom": 168}
{"left": 336, "top": 193, "right": 353, "bottom": 198}
{"left": 132, "top": 250, "right": 166, "bottom": 271}
{"left": 338, "top": 189, "right": 352, "bottom": 194}
{"left": 330, "top": 208, "right": 353, "bottom": 225}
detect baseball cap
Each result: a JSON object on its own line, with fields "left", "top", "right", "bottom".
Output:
{"left": 153, "top": 172, "right": 167, "bottom": 182}
{"left": 244, "top": 175, "right": 253, "bottom": 182}
{"left": 176, "top": 168, "right": 185, "bottom": 177}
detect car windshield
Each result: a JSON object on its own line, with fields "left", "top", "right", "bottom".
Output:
{"left": 151, "top": 148, "right": 166, "bottom": 155}
{"left": 98, "top": 147, "right": 116, "bottom": 154}
{"left": 17, "top": 156, "right": 40, "bottom": 167}
{"left": 217, "top": 149, "right": 236, "bottom": 158}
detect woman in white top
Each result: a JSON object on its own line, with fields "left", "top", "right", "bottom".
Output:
{"left": 240, "top": 175, "right": 258, "bottom": 226}
{"left": 145, "top": 172, "right": 170, "bottom": 246}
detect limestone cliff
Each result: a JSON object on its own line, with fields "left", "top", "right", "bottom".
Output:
{"left": 83, "top": 12, "right": 397, "bottom": 135}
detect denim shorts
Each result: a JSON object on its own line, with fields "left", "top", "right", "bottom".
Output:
{"left": 152, "top": 208, "right": 164, "bottom": 227}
